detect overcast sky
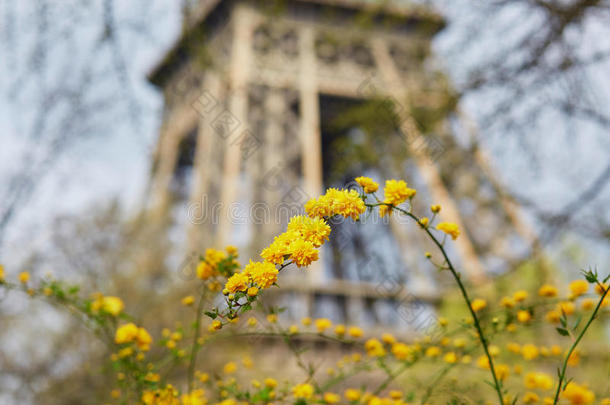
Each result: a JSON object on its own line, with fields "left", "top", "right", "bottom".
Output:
{"left": 1, "top": 0, "right": 608, "bottom": 273}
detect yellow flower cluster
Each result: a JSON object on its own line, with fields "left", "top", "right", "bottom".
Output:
{"left": 260, "top": 217, "right": 330, "bottom": 267}
{"left": 305, "top": 188, "right": 366, "bottom": 220}
{"left": 287, "top": 215, "right": 331, "bottom": 247}
{"left": 197, "top": 248, "right": 230, "bottom": 280}
{"left": 91, "top": 294, "right": 124, "bottom": 316}
{"left": 293, "top": 383, "right": 314, "bottom": 399}
{"left": 142, "top": 384, "right": 180, "bottom": 405}
{"left": 115, "top": 323, "right": 153, "bottom": 351}
{"left": 379, "top": 179, "right": 416, "bottom": 217}
{"left": 243, "top": 260, "right": 278, "bottom": 289}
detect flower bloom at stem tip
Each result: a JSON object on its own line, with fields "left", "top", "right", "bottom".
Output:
{"left": 436, "top": 222, "right": 460, "bottom": 240}
{"left": 355, "top": 176, "right": 379, "bottom": 193}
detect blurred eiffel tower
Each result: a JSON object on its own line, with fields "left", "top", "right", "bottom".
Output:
{"left": 146, "top": 0, "right": 537, "bottom": 336}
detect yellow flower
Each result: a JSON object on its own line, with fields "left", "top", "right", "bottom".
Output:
{"left": 305, "top": 188, "right": 365, "bottom": 220}
{"left": 261, "top": 231, "right": 297, "bottom": 265}
{"left": 476, "top": 355, "right": 490, "bottom": 369}
{"left": 517, "top": 310, "right": 532, "bottom": 323}
{"left": 495, "top": 364, "right": 510, "bottom": 381}
{"left": 500, "top": 296, "right": 515, "bottom": 308}
{"left": 265, "top": 378, "right": 278, "bottom": 388}
{"left": 436, "top": 222, "right": 460, "bottom": 240}
{"left": 0, "top": 265, "right": 4, "bottom": 282}
{"left": 324, "top": 392, "right": 341, "bottom": 404}
{"left": 443, "top": 352, "right": 457, "bottom": 364}
{"left": 546, "top": 310, "right": 561, "bottom": 323}
{"left": 19, "top": 271, "right": 30, "bottom": 284}
{"left": 551, "top": 345, "right": 562, "bottom": 356}
{"left": 513, "top": 290, "right": 528, "bottom": 302}
{"left": 242, "top": 355, "right": 253, "bottom": 368}
{"left": 562, "top": 382, "right": 595, "bottom": 405}
{"left": 381, "top": 333, "right": 396, "bottom": 344}
{"left": 389, "top": 391, "right": 403, "bottom": 400}
{"left": 118, "top": 347, "right": 133, "bottom": 358}
{"left": 196, "top": 261, "right": 216, "bottom": 280}
{"left": 522, "top": 344, "right": 539, "bottom": 360}
{"left": 225, "top": 272, "right": 249, "bottom": 293}
{"left": 330, "top": 189, "right": 367, "bottom": 220}
{"left": 581, "top": 298, "right": 595, "bottom": 310}
{"left": 523, "top": 392, "right": 540, "bottom": 403}
{"left": 364, "top": 339, "right": 386, "bottom": 357}
{"left": 225, "top": 245, "right": 238, "bottom": 256}
{"left": 93, "top": 295, "right": 125, "bottom": 316}
{"left": 419, "top": 217, "right": 429, "bottom": 227}
{"left": 223, "top": 362, "right": 237, "bottom": 374}
{"left": 210, "top": 320, "right": 222, "bottom": 331}
{"left": 244, "top": 260, "right": 279, "bottom": 289}
{"left": 315, "top": 318, "right": 332, "bottom": 332}
{"left": 355, "top": 176, "right": 379, "bottom": 193}
{"left": 507, "top": 343, "right": 521, "bottom": 354}
{"left": 247, "top": 287, "right": 259, "bottom": 297}
{"left": 266, "top": 314, "right": 278, "bottom": 323}
{"left": 181, "top": 389, "right": 207, "bottom": 405}
{"left": 557, "top": 301, "right": 575, "bottom": 315}
{"left": 289, "top": 239, "right": 319, "bottom": 267}
{"left": 136, "top": 328, "right": 153, "bottom": 351}
{"left": 334, "top": 324, "right": 346, "bottom": 336}
{"left": 538, "top": 284, "right": 558, "bottom": 297}
{"left": 301, "top": 316, "right": 312, "bottom": 326}
{"left": 348, "top": 326, "right": 363, "bottom": 338}
{"left": 430, "top": 204, "right": 441, "bottom": 213}
{"left": 471, "top": 298, "right": 487, "bottom": 312}
{"left": 383, "top": 179, "right": 416, "bottom": 205}
{"left": 391, "top": 342, "right": 412, "bottom": 360}
{"left": 103, "top": 296, "right": 124, "bottom": 316}
{"left": 425, "top": 346, "right": 440, "bottom": 357}
{"left": 115, "top": 323, "right": 139, "bottom": 344}
{"left": 144, "top": 372, "right": 160, "bottom": 382}
{"left": 344, "top": 389, "right": 361, "bottom": 402}
{"left": 142, "top": 385, "right": 180, "bottom": 405}
{"left": 569, "top": 280, "right": 589, "bottom": 298}
{"left": 524, "top": 372, "right": 553, "bottom": 390}
{"left": 293, "top": 383, "right": 314, "bottom": 399}
{"left": 204, "top": 248, "right": 226, "bottom": 266}
{"left": 453, "top": 337, "right": 466, "bottom": 348}
{"left": 287, "top": 216, "right": 331, "bottom": 247}
{"left": 182, "top": 295, "right": 195, "bottom": 306}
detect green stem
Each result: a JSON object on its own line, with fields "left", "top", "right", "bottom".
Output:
{"left": 367, "top": 203, "right": 505, "bottom": 405}
{"left": 552, "top": 284, "right": 609, "bottom": 405}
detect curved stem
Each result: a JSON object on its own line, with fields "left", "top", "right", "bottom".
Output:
{"left": 552, "top": 284, "right": 609, "bottom": 405}
{"left": 367, "top": 203, "right": 505, "bottom": 405}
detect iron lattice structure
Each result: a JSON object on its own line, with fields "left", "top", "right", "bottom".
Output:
{"left": 146, "top": 0, "right": 535, "bottom": 334}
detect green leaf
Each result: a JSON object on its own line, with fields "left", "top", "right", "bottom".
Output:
{"left": 204, "top": 311, "right": 217, "bottom": 319}
{"left": 556, "top": 327, "right": 570, "bottom": 337}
